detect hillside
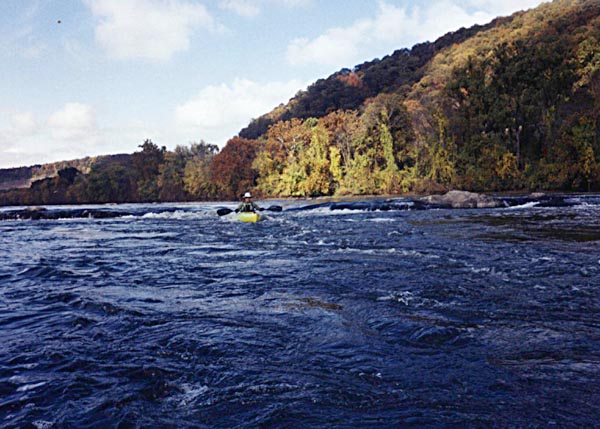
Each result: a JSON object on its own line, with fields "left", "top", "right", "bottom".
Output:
{"left": 237, "top": 0, "right": 600, "bottom": 196}
{"left": 0, "top": 141, "right": 220, "bottom": 206}
{"left": 239, "top": 18, "right": 502, "bottom": 139}
{"left": 2, "top": 0, "right": 600, "bottom": 206}
{"left": 0, "top": 155, "right": 125, "bottom": 191}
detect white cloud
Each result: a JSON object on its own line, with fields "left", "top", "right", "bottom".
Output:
{"left": 287, "top": 19, "right": 370, "bottom": 66}
{"left": 220, "top": 0, "right": 311, "bottom": 17}
{"left": 371, "top": 2, "right": 416, "bottom": 43}
{"left": 9, "top": 112, "right": 39, "bottom": 138}
{"left": 86, "top": 0, "right": 216, "bottom": 61}
{"left": 47, "top": 103, "right": 98, "bottom": 142}
{"left": 1, "top": 102, "right": 178, "bottom": 168}
{"left": 463, "top": 0, "right": 546, "bottom": 15}
{"left": 402, "top": 0, "right": 494, "bottom": 42}
{"left": 0, "top": 24, "right": 46, "bottom": 60}
{"left": 268, "top": 0, "right": 311, "bottom": 7}
{"left": 219, "top": 0, "right": 261, "bottom": 17}
{"left": 0, "top": 103, "right": 107, "bottom": 168}
{"left": 286, "top": 0, "right": 545, "bottom": 68}
{"left": 0, "top": 112, "right": 39, "bottom": 166}
{"left": 174, "top": 78, "right": 305, "bottom": 145}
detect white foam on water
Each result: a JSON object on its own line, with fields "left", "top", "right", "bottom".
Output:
{"left": 331, "top": 247, "right": 441, "bottom": 261}
{"left": 229, "top": 249, "right": 266, "bottom": 257}
{"left": 316, "top": 239, "right": 329, "bottom": 246}
{"left": 16, "top": 381, "right": 47, "bottom": 392}
{"left": 462, "top": 263, "right": 510, "bottom": 281}
{"left": 333, "top": 247, "right": 396, "bottom": 255}
{"left": 8, "top": 375, "right": 27, "bottom": 383}
{"left": 176, "top": 383, "right": 209, "bottom": 407}
{"left": 140, "top": 210, "right": 210, "bottom": 220}
{"left": 367, "top": 217, "right": 397, "bottom": 223}
{"left": 508, "top": 201, "right": 540, "bottom": 210}
{"left": 33, "top": 421, "right": 54, "bottom": 429}
{"left": 245, "top": 382, "right": 298, "bottom": 394}
{"left": 292, "top": 208, "right": 367, "bottom": 218}
{"left": 377, "top": 291, "right": 415, "bottom": 305}
{"left": 398, "top": 249, "right": 440, "bottom": 259}
{"left": 531, "top": 256, "right": 556, "bottom": 263}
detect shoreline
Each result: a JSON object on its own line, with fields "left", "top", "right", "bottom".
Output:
{"left": 1, "top": 189, "right": 599, "bottom": 209}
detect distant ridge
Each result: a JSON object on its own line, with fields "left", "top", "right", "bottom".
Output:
{"left": 0, "top": 154, "right": 129, "bottom": 191}
{"left": 238, "top": 13, "right": 511, "bottom": 139}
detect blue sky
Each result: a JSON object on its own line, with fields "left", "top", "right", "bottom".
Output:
{"left": 0, "top": 0, "right": 546, "bottom": 168}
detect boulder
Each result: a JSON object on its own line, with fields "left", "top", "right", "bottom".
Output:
{"left": 25, "top": 206, "right": 47, "bottom": 212}
{"left": 419, "top": 190, "right": 503, "bottom": 209}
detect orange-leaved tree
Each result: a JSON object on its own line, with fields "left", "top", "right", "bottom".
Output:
{"left": 209, "top": 137, "right": 261, "bottom": 199}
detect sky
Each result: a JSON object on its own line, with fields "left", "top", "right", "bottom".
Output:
{"left": 0, "top": 0, "right": 548, "bottom": 169}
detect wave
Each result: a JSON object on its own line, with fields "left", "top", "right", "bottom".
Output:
{"left": 507, "top": 201, "right": 540, "bottom": 210}
{"left": 139, "top": 210, "right": 212, "bottom": 220}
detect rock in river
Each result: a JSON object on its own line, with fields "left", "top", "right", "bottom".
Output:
{"left": 419, "top": 190, "right": 503, "bottom": 209}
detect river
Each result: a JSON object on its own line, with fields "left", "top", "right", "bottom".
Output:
{"left": 1, "top": 196, "right": 599, "bottom": 428}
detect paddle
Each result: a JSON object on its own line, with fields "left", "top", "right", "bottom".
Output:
{"left": 216, "top": 205, "right": 283, "bottom": 216}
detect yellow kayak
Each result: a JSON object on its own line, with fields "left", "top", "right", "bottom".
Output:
{"left": 237, "top": 212, "right": 260, "bottom": 223}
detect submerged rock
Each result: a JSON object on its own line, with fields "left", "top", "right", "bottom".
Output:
{"left": 419, "top": 190, "right": 503, "bottom": 209}
{"left": 0, "top": 208, "right": 128, "bottom": 220}
{"left": 497, "top": 193, "right": 575, "bottom": 208}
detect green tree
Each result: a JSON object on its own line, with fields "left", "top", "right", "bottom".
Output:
{"left": 341, "top": 148, "right": 379, "bottom": 195}
{"left": 329, "top": 146, "right": 343, "bottom": 192}
{"left": 182, "top": 141, "right": 219, "bottom": 199}
{"left": 254, "top": 118, "right": 312, "bottom": 196}
{"left": 426, "top": 111, "right": 456, "bottom": 187}
{"left": 87, "top": 161, "right": 137, "bottom": 203}
{"left": 574, "top": 36, "right": 600, "bottom": 147}
{"left": 132, "top": 139, "right": 166, "bottom": 201}
{"left": 301, "top": 125, "right": 331, "bottom": 196}
{"left": 158, "top": 152, "right": 186, "bottom": 201}
{"left": 572, "top": 118, "right": 598, "bottom": 191}
{"left": 320, "top": 110, "right": 362, "bottom": 169}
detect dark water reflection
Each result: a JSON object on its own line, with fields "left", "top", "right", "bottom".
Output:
{"left": 1, "top": 198, "right": 599, "bottom": 428}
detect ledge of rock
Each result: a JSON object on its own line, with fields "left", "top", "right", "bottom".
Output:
{"left": 419, "top": 190, "right": 503, "bottom": 209}
{"left": 0, "top": 208, "right": 127, "bottom": 220}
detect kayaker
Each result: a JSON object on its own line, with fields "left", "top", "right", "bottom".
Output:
{"left": 236, "top": 192, "right": 260, "bottom": 213}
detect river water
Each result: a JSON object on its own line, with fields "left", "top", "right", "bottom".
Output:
{"left": 1, "top": 196, "right": 599, "bottom": 428}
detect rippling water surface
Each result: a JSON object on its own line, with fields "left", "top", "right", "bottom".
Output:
{"left": 1, "top": 197, "right": 600, "bottom": 428}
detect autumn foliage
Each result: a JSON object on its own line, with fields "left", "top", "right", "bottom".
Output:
{"left": 209, "top": 137, "right": 261, "bottom": 199}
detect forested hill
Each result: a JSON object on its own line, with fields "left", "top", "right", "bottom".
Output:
{"left": 2, "top": 0, "right": 600, "bottom": 206}
{"left": 0, "top": 155, "right": 126, "bottom": 191}
{"left": 239, "top": 18, "right": 501, "bottom": 140}
{"left": 233, "top": 0, "right": 600, "bottom": 197}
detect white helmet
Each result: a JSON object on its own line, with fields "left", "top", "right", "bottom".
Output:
{"left": 243, "top": 192, "right": 252, "bottom": 198}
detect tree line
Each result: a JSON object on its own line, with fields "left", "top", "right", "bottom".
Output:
{"left": 0, "top": 140, "right": 221, "bottom": 206}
